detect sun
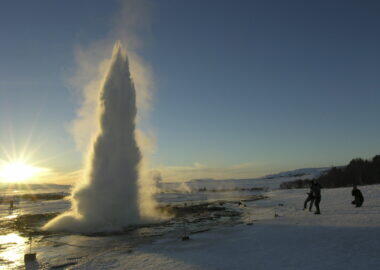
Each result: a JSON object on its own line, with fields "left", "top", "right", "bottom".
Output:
{"left": 0, "top": 161, "right": 48, "bottom": 183}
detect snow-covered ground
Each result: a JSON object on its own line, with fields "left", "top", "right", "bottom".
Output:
{"left": 1, "top": 180, "right": 379, "bottom": 269}
{"left": 71, "top": 184, "right": 380, "bottom": 269}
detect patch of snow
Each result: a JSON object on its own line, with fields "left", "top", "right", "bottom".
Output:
{"left": 72, "top": 185, "right": 380, "bottom": 269}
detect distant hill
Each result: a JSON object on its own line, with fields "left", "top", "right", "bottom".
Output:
{"left": 280, "top": 155, "right": 380, "bottom": 189}
{"left": 0, "top": 183, "right": 70, "bottom": 196}
{"left": 263, "top": 167, "right": 330, "bottom": 180}
{"left": 160, "top": 167, "right": 331, "bottom": 192}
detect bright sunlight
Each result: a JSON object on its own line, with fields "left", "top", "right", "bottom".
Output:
{"left": 0, "top": 161, "right": 49, "bottom": 183}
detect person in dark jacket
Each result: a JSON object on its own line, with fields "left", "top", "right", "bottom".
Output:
{"left": 351, "top": 185, "right": 364, "bottom": 207}
{"left": 310, "top": 180, "right": 322, "bottom": 214}
{"left": 9, "top": 199, "right": 14, "bottom": 211}
{"left": 303, "top": 184, "right": 314, "bottom": 211}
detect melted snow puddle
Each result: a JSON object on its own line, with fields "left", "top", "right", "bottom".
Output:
{"left": 0, "top": 233, "right": 27, "bottom": 268}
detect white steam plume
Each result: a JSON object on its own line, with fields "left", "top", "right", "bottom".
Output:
{"left": 44, "top": 0, "right": 162, "bottom": 232}
{"left": 44, "top": 43, "right": 141, "bottom": 232}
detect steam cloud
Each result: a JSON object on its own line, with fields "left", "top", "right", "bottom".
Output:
{"left": 44, "top": 43, "right": 156, "bottom": 232}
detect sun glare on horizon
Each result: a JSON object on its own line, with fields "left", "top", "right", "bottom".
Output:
{"left": 0, "top": 161, "right": 49, "bottom": 183}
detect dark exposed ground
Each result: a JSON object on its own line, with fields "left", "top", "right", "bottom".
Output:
{"left": 158, "top": 194, "right": 267, "bottom": 217}
{"left": 0, "top": 194, "right": 267, "bottom": 238}
{"left": 0, "top": 212, "right": 59, "bottom": 236}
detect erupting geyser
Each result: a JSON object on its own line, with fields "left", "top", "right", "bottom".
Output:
{"left": 44, "top": 42, "right": 147, "bottom": 232}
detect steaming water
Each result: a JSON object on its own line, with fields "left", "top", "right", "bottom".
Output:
{"left": 0, "top": 182, "right": 266, "bottom": 268}
{"left": 44, "top": 43, "right": 143, "bottom": 232}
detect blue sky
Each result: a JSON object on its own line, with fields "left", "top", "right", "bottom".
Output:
{"left": 1, "top": 0, "right": 380, "bottom": 182}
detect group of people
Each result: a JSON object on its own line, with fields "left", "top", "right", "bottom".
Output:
{"left": 303, "top": 180, "right": 364, "bottom": 214}
{"left": 303, "top": 180, "right": 322, "bottom": 214}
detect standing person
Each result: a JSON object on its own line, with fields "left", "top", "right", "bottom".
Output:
{"left": 311, "top": 180, "right": 322, "bottom": 214}
{"left": 303, "top": 183, "right": 314, "bottom": 211}
{"left": 9, "top": 198, "right": 14, "bottom": 211}
{"left": 351, "top": 185, "right": 364, "bottom": 207}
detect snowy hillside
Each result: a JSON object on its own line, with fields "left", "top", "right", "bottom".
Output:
{"left": 263, "top": 167, "right": 329, "bottom": 179}
{"left": 160, "top": 167, "right": 330, "bottom": 192}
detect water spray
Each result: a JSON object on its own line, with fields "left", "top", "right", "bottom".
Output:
{"left": 43, "top": 42, "right": 156, "bottom": 233}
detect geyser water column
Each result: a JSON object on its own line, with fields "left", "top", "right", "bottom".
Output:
{"left": 44, "top": 42, "right": 144, "bottom": 232}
